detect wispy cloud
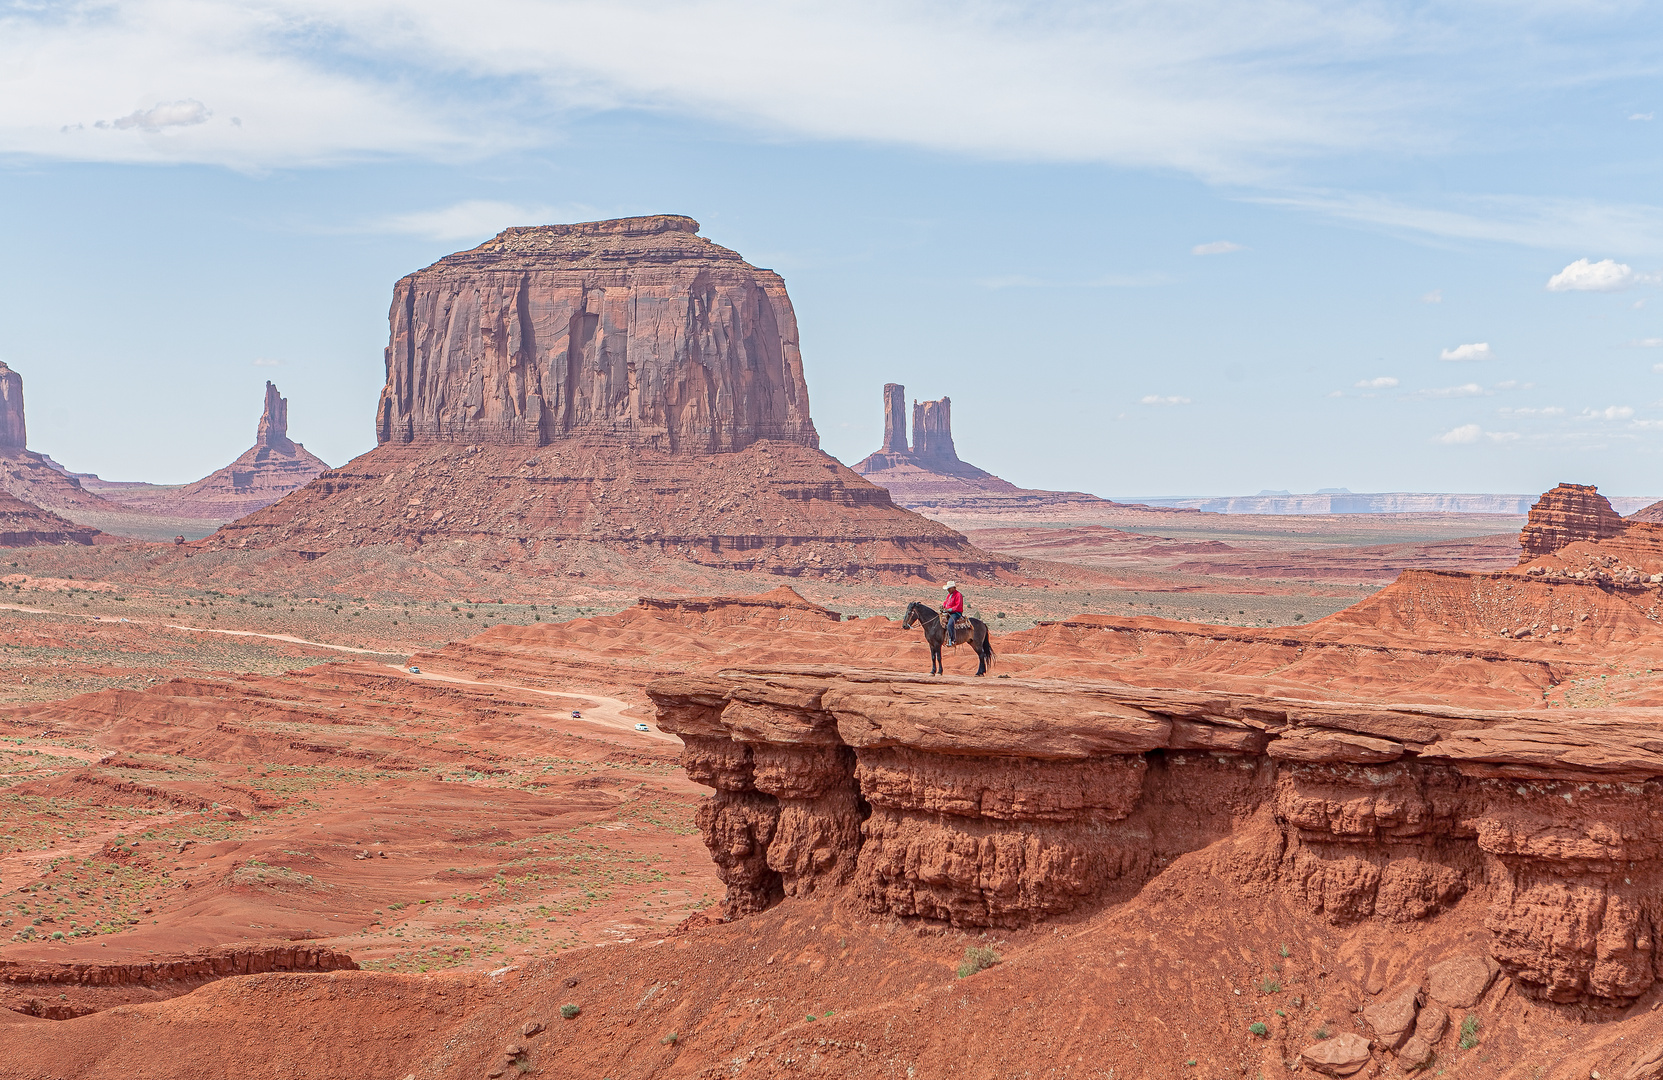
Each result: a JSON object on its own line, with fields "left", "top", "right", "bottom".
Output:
{"left": 1581, "top": 405, "right": 1636, "bottom": 421}
{"left": 1498, "top": 406, "right": 1564, "bottom": 417}
{"left": 97, "top": 99, "right": 211, "bottom": 132}
{"left": 252, "top": 357, "right": 283, "bottom": 367}
{"left": 1255, "top": 192, "right": 1663, "bottom": 257}
{"left": 978, "top": 271, "right": 1170, "bottom": 289}
{"left": 1355, "top": 376, "right": 1397, "bottom": 389}
{"left": 1628, "top": 338, "right": 1663, "bottom": 348}
{"left": 1439, "top": 342, "right": 1494, "bottom": 362}
{"left": 1192, "top": 241, "right": 1243, "bottom": 255}
{"left": 1547, "top": 258, "right": 1657, "bottom": 292}
{"left": 1140, "top": 395, "right": 1191, "bottom": 406}
{"left": 1420, "top": 289, "right": 1442, "bottom": 304}
{"left": 1633, "top": 113, "right": 1655, "bottom": 121}
{"left": 1407, "top": 382, "right": 1487, "bottom": 400}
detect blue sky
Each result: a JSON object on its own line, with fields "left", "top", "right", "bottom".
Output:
{"left": 3, "top": 1, "right": 1662, "bottom": 497}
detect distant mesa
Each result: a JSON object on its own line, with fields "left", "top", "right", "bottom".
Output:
{"left": 852, "top": 383, "right": 1192, "bottom": 521}
{"left": 0, "top": 490, "right": 103, "bottom": 547}
{"left": 93, "top": 381, "right": 329, "bottom": 521}
{"left": 213, "top": 217, "right": 1012, "bottom": 582}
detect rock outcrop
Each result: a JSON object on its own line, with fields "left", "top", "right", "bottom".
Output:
{"left": 852, "top": 382, "right": 1195, "bottom": 522}
{"left": 94, "top": 382, "right": 328, "bottom": 522}
{"left": 1519, "top": 483, "right": 1627, "bottom": 561}
{"left": 654, "top": 666, "right": 1663, "bottom": 1005}
{"left": 0, "top": 361, "right": 24, "bottom": 450}
{"left": 0, "top": 492, "right": 102, "bottom": 547}
{"left": 212, "top": 220, "right": 1014, "bottom": 582}
{"left": 377, "top": 215, "right": 815, "bottom": 452}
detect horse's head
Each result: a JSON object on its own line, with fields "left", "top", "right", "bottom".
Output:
{"left": 901, "top": 601, "right": 918, "bottom": 629}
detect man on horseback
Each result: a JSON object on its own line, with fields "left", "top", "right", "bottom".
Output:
{"left": 942, "top": 581, "right": 964, "bottom": 646}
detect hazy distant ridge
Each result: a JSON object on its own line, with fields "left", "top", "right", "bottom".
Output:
{"left": 1116, "top": 492, "right": 1661, "bottom": 516}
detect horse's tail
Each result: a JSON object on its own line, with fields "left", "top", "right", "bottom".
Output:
{"left": 980, "top": 628, "right": 996, "bottom": 669}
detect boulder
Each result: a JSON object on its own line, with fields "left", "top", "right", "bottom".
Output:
{"left": 1425, "top": 955, "right": 1498, "bottom": 1008}
{"left": 1362, "top": 984, "right": 1420, "bottom": 1050}
{"left": 1299, "top": 1032, "right": 1373, "bottom": 1076}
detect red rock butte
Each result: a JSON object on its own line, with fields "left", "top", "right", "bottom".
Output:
{"left": 853, "top": 382, "right": 1192, "bottom": 520}
{"left": 91, "top": 381, "right": 329, "bottom": 522}
{"left": 377, "top": 214, "right": 816, "bottom": 452}
{"left": 213, "top": 218, "right": 1013, "bottom": 582}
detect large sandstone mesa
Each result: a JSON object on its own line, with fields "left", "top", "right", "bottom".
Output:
{"left": 653, "top": 667, "right": 1663, "bottom": 1005}
{"left": 96, "top": 382, "right": 329, "bottom": 521}
{"left": 215, "top": 219, "right": 1013, "bottom": 581}
{"left": 378, "top": 215, "right": 815, "bottom": 452}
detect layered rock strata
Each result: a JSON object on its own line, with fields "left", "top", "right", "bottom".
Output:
{"left": 653, "top": 667, "right": 1663, "bottom": 1005}
{"left": 1520, "top": 483, "right": 1628, "bottom": 561}
{"left": 377, "top": 215, "right": 816, "bottom": 452}
{"left": 0, "top": 492, "right": 102, "bottom": 547}
{"left": 0, "top": 362, "right": 137, "bottom": 526}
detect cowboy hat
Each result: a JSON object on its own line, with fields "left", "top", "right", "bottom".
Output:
{"left": 943, "top": 581, "right": 958, "bottom": 590}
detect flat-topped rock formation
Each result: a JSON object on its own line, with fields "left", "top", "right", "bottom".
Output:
{"left": 653, "top": 665, "right": 1663, "bottom": 1005}
{"left": 214, "top": 219, "right": 1014, "bottom": 582}
{"left": 853, "top": 383, "right": 1195, "bottom": 523}
{"left": 379, "top": 215, "right": 815, "bottom": 452}
{"left": 0, "top": 362, "right": 143, "bottom": 529}
{"left": 0, "top": 491, "right": 102, "bottom": 547}
{"left": 0, "top": 362, "right": 24, "bottom": 450}
{"left": 93, "top": 382, "right": 328, "bottom": 522}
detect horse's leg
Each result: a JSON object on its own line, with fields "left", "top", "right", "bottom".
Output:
{"left": 932, "top": 642, "right": 942, "bottom": 675}
{"left": 975, "top": 629, "right": 986, "bottom": 675}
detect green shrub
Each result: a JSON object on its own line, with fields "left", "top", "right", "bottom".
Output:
{"left": 1459, "top": 1014, "right": 1480, "bottom": 1049}
{"left": 957, "top": 945, "right": 1001, "bottom": 978}
{"left": 661, "top": 1032, "right": 678, "bottom": 1046}
{"left": 1259, "top": 978, "right": 1281, "bottom": 993}
{"left": 560, "top": 1004, "right": 580, "bottom": 1019}
{"left": 1248, "top": 1022, "right": 1268, "bottom": 1037}
{"left": 1315, "top": 1026, "right": 1330, "bottom": 1040}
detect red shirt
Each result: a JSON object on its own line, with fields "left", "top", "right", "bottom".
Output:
{"left": 943, "top": 590, "right": 964, "bottom": 613}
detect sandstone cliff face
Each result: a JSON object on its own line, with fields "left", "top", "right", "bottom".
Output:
{"left": 653, "top": 667, "right": 1663, "bottom": 1005}
{"left": 0, "top": 362, "right": 23, "bottom": 450}
{"left": 377, "top": 215, "right": 816, "bottom": 452}
{"left": 1519, "top": 483, "right": 1627, "bottom": 562}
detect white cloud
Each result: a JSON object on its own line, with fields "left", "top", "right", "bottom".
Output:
{"left": 1433, "top": 423, "right": 1483, "bottom": 444}
{"left": 1439, "top": 342, "right": 1494, "bottom": 362}
{"left": 1486, "top": 431, "right": 1521, "bottom": 442}
{"left": 1192, "top": 241, "right": 1243, "bottom": 255}
{"left": 1546, "top": 258, "right": 1655, "bottom": 292}
{"left": 1326, "top": 390, "right": 1344, "bottom": 398}
{"left": 252, "top": 357, "right": 283, "bottom": 367}
{"left": 98, "top": 99, "right": 211, "bottom": 132}
{"left": 1498, "top": 406, "right": 1564, "bottom": 417}
{"left": 1140, "top": 395, "right": 1192, "bottom": 406}
{"left": 1420, "top": 289, "right": 1442, "bottom": 304}
{"left": 1633, "top": 113, "right": 1655, "bottom": 121}
{"left": 1628, "top": 338, "right": 1663, "bottom": 348}
{"left": 1581, "top": 405, "right": 1636, "bottom": 421}
{"left": 369, "top": 200, "right": 592, "bottom": 242}
{"left": 1355, "top": 376, "right": 1398, "bottom": 389}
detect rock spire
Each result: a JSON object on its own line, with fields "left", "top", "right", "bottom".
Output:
{"left": 0, "top": 361, "right": 25, "bottom": 450}
{"left": 376, "top": 215, "right": 818, "bottom": 453}
{"left": 910, "top": 396, "right": 960, "bottom": 470}
{"left": 256, "top": 381, "right": 292, "bottom": 452}
{"left": 881, "top": 383, "right": 907, "bottom": 453}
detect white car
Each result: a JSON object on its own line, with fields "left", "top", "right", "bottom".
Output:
{"left": 408, "top": 666, "right": 421, "bottom": 674}
{"left": 634, "top": 723, "right": 651, "bottom": 732}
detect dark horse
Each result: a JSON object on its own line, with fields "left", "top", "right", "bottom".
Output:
{"left": 902, "top": 601, "right": 995, "bottom": 676}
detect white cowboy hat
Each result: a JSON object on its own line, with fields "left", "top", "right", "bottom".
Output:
{"left": 943, "top": 581, "right": 958, "bottom": 590}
